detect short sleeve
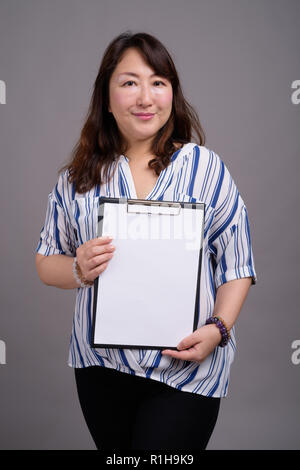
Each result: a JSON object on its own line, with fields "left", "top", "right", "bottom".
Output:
{"left": 36, "top": 173, "right": 76, "bottom": 256}
{"left": 208, "top": 158, "right": 257, "bottom": 289}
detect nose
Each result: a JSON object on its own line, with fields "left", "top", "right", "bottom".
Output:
{"left": 136, "top": 83, "right": 153, "bottom": 107}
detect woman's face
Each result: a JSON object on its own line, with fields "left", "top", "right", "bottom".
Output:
{"left": 108, "top": 47, "right": 173, "bottom": 150}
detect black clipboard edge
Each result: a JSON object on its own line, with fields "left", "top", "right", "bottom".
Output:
{"left": 91, "top": 198, "right": 120, "bottom": 351}
{"left": 91, "top": 343, "right": 179, "bottom": 350}
{"left": 91, "top": 196, "right": 205, "bottom": 350}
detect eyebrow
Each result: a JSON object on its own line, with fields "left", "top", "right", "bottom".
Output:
{"left": 118, "top": 72, "right": 161, "bottom": 79}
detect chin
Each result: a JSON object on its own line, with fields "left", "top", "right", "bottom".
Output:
{"left": 131, "top": 127, "right": 158, "bottom": 138}
{"left": 136, "top": 129, "right": 159, "bottom": 138}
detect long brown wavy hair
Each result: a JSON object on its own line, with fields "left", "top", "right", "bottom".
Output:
{"left": 62, "top": 31, "right": 205, "bottom": 193}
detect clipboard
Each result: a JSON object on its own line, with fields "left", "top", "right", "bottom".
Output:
{"left": 91, "top": 197, "right": 205, "bottom": 350}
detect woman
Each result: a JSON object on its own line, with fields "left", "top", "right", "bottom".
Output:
{"left": 35, "top": 31, "right": 257, "bottom": 450}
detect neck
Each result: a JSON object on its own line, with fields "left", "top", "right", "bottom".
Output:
{"left": 124, "top": 140, "right": 155, "bottom": 163}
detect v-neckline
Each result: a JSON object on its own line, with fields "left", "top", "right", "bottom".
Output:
{"left": 125, "top": 159, "right": 163, "bottom": 200}
{"left": 120, "top": 143, "right": 190, "bottom": 200}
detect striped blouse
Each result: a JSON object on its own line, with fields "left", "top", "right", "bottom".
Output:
{"left": 36, "top": 142, "right": 257, "bottom": 397}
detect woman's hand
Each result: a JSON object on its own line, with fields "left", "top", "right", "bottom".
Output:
{"left": 76, "top": 236, "right": 115, "bottom": 283}
{"left": 161, "top": 324, "right": 222, "bottom": 364}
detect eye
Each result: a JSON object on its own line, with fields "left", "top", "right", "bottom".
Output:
{"left": 153, "top": 80, "right": 166, "bottom": 86}
{"left": 123, "top": 80, "right": 136, "bottom": 87}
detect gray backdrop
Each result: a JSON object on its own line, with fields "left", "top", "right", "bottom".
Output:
{"left": 0, "top": 0, "right": 299, "bottom": 450}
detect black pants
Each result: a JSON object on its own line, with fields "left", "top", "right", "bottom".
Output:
{"left": 74, "top": 365, "right": 221, "bottom": 451}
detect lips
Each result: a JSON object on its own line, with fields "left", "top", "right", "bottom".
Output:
{"left": 133, "top": 113, "right": 155, "bottom": 116}
{"left": 133, "top": 112, "right": 155, "bottom": 121}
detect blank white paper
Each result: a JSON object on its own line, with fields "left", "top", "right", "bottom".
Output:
{"left": 93, "top": 200, "right": 204, "bottom": 349}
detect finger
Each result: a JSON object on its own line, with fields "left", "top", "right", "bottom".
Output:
{"left": 87, "top": 260, "right": 110, "bottom": 281}
{"left": 161, "top": 349, "right": 198, "bottom": 361}
{"left": 79, "top": 239, "right": 115, "bottom": 262}
{"left": 177, "top": 330, "right": 202, "bottom": 350}
{"left": 94, "top": 235, "right": 114, "bottom": 245}
{"left": 82, "top": 236, "right": 113, "bottom": 251}
{"left": 86, "top": 244, "right": 115, "bottom": 263}
{"left": 87, "top": 251, "right": 114, "bottom": 270}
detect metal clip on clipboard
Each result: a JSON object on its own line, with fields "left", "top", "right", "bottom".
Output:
{"left": 126, "top": 199, "right": 181, "bottom": 216}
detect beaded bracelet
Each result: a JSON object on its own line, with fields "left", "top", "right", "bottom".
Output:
{"left": 72, "top": 257, "right": 94, "bottom": 288}
{"left": 205, "top": 316, "right": 231, "bottom": 347}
